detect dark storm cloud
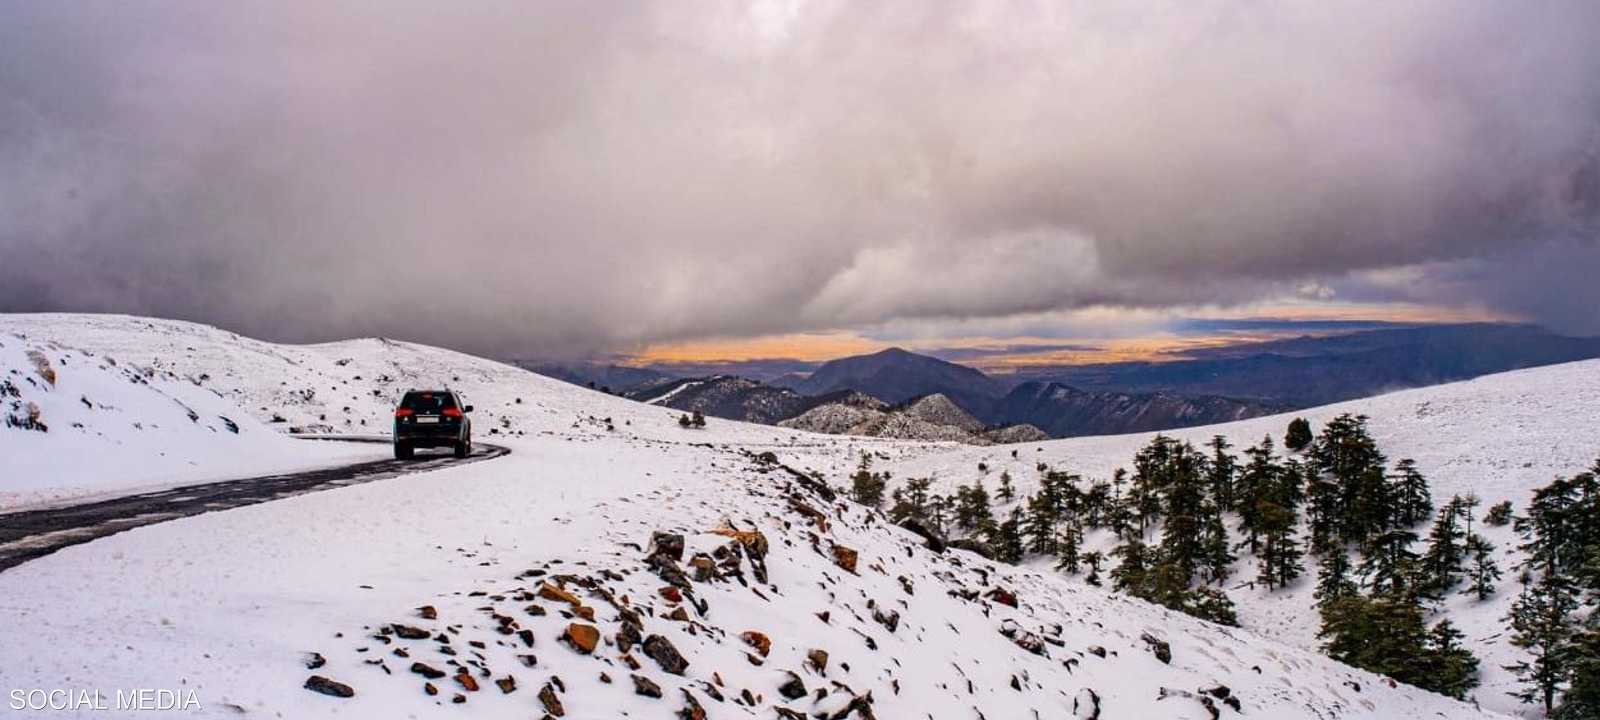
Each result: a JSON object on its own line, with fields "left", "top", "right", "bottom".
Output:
{"left": 3, "top": 1, "right": 1599, "bottom": 355}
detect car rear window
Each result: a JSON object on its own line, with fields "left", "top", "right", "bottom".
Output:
{"left": 400, "top": 392, "right": 456, "bottom": 412}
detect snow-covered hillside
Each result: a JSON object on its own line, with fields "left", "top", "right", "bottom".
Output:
{"left": 877, "top": 358, "right": 1600, "bottom": 717}
{"left": 0, "top": 313, "right": 935, "bottom": 509}
{"left": 0, "top": 329, "right": 381, "bottom": 509}
{"left": 782, "top": 392, "right": 1051, "bottom": 446}
{"left": 0, "top": 314, "right": 1494, "bottom": 719}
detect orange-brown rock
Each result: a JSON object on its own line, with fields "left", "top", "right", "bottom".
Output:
{"left": 539, "top": 582, "right": 583, "bottom": 607}
{"left": 807, "top": 648, "right": 829, "bottom": 673}
{"left": 561, "top": 623, "right": 600, "bottom": 654}
{"left": 831, "top": 544, "right": 859, "bottom": 574}
{"left": 709, "top": 527, "right": 770, "bottom": 559}
{"left": 740, "top": 631, "right": 772, "bottom": 657}
{"left": 538, "top": 683, "right": 566, "bottom": 716}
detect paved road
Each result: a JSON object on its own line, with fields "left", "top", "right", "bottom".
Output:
{"left": 0, "top": 438, "right": 509, "bottom": 572}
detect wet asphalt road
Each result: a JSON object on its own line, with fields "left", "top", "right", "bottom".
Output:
{"left": 0, "top": 438, "right": 509, "bottom": 573}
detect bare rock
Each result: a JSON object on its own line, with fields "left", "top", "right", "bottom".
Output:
{"left": 539, "top": 683, "right": 566, "bottom": 716}
{"left": 741, "top": 630, "right": 772, "bottom": 657}
{"left": 643, "top": 634, "right": 689, "bottom": 675}
{"left": 303, "top": 675, "right": 354, "bottom": 698}
{"left": 807, "top": 648, "right": 829, "bottom": 673}
{"left": 831, "top": 545, "right": 859, "bottom": 574}
{"left": 410, "top": 662, "right": 446, "bottom": 679}
{"left": 562, "top": 623, "right": 600, "bottom": 654}
{"left": 632, "top": 674, "right": 664, "bottom": 698}
{"left": 1141, "top": 632, "right": 1172, "bottom": 664}
{"left": 391, "top": 624, "right": 431, "bottom": 640}
{"left": 650, "top": 531, "right": 685, "bottom": 561}
{"left": 778, "top": 672, "right": 807, "bottom": 700}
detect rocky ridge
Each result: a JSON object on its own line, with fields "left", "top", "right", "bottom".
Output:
{"left": 782, "top": 393, "right": 1048, "bottom": 446}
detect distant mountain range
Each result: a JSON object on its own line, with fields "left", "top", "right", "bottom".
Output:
{"left": 626, "top": 376, "right": 835, "bottom": 425}
{"left": 514, "top": 361, "right": 678, "bottom": 395}
{"left": 524, "top": 322, "right": 1600, "bottom": 441}
{"left": 1022, "top": 323, "right": 1600, "bottom": 408}
{"left": 995, "top": 382, "right": 1284, "bottom": 437}
{"left": 791, "top": 347, "right": 1007, "bottom": 418}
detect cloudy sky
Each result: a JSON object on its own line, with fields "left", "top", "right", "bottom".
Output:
{"left": 3, "top": 1, "right": 1598, "bottom": 361}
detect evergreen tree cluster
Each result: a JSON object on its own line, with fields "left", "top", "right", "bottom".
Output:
{"left": 1504, "top": 459, "right": 1600, "bottom": 716}
{"left": 848, "top": 411, "right": 1600, "bottom": 710}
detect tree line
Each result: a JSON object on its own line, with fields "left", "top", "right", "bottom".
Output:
{"left": 849, "top": 414, "right": 1600, "bottom": 711}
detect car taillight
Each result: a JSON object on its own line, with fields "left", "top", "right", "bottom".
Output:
{"left": 442, "top": 407, "right": 463, "bottom": 418}
{"left": 395, "top": 408, "right": 414, "bottom": 418}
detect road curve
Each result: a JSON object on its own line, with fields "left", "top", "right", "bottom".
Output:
{"left": 0, "top": 438, "right": 510, "bottom": 572}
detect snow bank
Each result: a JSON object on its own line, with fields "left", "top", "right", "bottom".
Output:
{"left": 0, "top": 331, "right": 381, "bottom": 510}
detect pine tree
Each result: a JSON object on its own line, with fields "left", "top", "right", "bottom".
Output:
{"left": 1285, "top": 417, "right": 1314, "bottom": 452}
{"left": 1236, "top": 436, "right": 1280, "bottom": 555}
{"left": 1421, "top": 618, "right": 1480, "bottom": 700}
{"left": 1462, "top": 532, "right": 1503, "bottom": 601}
{"left": 1305, "top": 462, "right": 1342, "bottom": 556}
{"left": 1081, "top": 551, "right": 1105, "bottom": 587}
{"left": 987, "top": 509, "right": 1026, "bottom": 565}
{"left": 1360, "top": 528, "right": 1421, "bottom": 597}
{"left": 888, "top": 477, "right": 933, "bottom": 525}
{"left": 1517, "top": 474, "right": 1588, "bottom": 577}
{"left": 1156, "top": 440, "right": 1208, "bottom": 583}
{"left": 1506, "top": 573, "right": 1580, "bottom": 713}
{"left": 1314, "top": 551, "right": 1359, "bottom": 609}
{"left": 1083, "top": 480, "right": 1112, "bottom": 529}
{"left": 1310, "top": 414, "right": 1390, "bottom": 545}
{"left": 1107, "top": 468, "right": 1136, "bottom": 541}
{"left": 1421, "top": 496, "right": 1468, "bottom": 598}
{"left": 954, "top": 480, "right": 994, "bottom": 532}
{"left": 1318, "top": 593, "right": 1428, "bottom": 685}
{"left": 1110, "top": 537, "right": 1152, "bottom": 595}
{"left": 1319, "top": 590, "right": 1470, "bottom": 696}
{"left": 1390, "top": 458, "right": 1433, "bottom": 527}
{"left": 928, "top": 493, "right": 952, "bottom": 536}
{"left": 1256, "top": 499, "right": 1304, "bottom": 589}
{"left": 1055, "top": 516, "right": 1084, "bottom": 574}
{"left": 1023, "top": 489, "right": 1059, "bottom": 556}
{"left": 1182, "top": 586, "right": 1240, "bottom": 627}
{"left": 849, "top": 453, "right": 887, "bottom": 508}
{"left": 1199, "top": 497, "right": 1236, "bottom": 584}
{"left": 996, "top": 470, "right": 1016, "bottom": 503}
{"left": 1130, "top": 437, "right": 1174, "bottom": 535}
{"left": 1555, "top": 628, "right": 1600, "bottom": 720}
{"left": 1485, "top": 500, "right": 1515, "bottom": 527}
{"left": 1206, "top": 435, "right": 1238, "bottom": 511}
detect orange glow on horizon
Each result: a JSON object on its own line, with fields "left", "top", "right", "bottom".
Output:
{"left": 626, "top": 303, "right": 1513, "bottom": 371}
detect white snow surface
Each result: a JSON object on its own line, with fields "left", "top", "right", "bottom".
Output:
{"left": 0, "top": 313, "right": 1561, "bottom": 718}
{"left": 0, "top": 327, "right": 383, "bottom": 510}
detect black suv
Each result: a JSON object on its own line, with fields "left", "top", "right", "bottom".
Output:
{"left": 393, "top": 389, "right": 473, "bottom": 459}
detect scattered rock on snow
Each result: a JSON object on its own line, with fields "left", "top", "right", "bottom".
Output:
{"left": 643, "top": 634, "right": 689, "bottom": 675}
{"left": 303, "top": 675, "right": 354, "bottom": 698}
{"left": 1141, "top": 632, "right": 1172, "bottom": 664}
{"left": 632, "top": 674, "right": 664, "bottom": 698}
{"left": 831, "top": 544, "right": 859, "bottom": 573}
{"left": 562, "top": 623, "right": 600, "bottom": 654}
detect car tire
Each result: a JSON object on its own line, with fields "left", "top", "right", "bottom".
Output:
{"left": 395, "top": 442, "right": 414, "bottom": 460}
{"left": 454, "top": 440, "right": 469, "bottom": 459}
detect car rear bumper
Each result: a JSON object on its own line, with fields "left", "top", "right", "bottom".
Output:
{"left": 394, "top": 421, "right": 466, "bottom": 447}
